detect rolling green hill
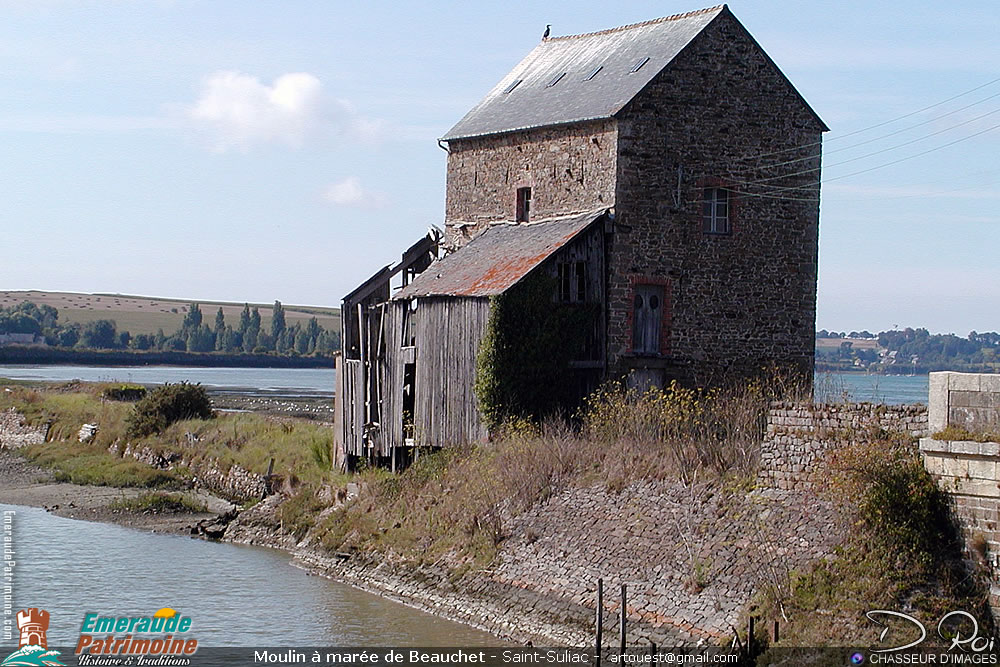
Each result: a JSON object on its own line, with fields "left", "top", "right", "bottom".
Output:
{"left": 0, "top": 290, "right": 340, "bottom": 336}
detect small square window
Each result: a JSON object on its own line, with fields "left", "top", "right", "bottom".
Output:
{"left": 702, "top": 187, "right": 730, "bottom": 234}
{"left": 516, "top": 187, "right": 532, "bottom": 222}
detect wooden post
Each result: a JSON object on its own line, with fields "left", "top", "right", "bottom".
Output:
{"left": 747, "top": 616, "right": 755, "bottom": 657}
{"left": 262, "top": 457, "right": 275, "bottom": 497}
{"left": 619, "top": 583, "right": 627, "bottom": 656}
{"left": 595, "top": 579, "right": 603, "bottom": 667}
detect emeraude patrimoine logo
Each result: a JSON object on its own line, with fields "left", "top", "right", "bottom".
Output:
{"left": 75, "top": 608, "right": 198, "bottom": 657}
{"left": 2, "top": 607, "right": 64, "bottom": 666}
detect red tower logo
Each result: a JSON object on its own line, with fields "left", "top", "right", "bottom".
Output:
{"left": 16, "top": 608, "right": 50, "bottom": 649}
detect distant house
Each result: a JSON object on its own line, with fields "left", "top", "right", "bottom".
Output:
{"left": 336, "top": 4, "right": 825, "bottom": 469}
{"left": 0, "top": 333, "right": 45, "bottom": 346}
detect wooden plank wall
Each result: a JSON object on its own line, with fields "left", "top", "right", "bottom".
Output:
{"left": 413, "top": 297, "right": 491, "bottom": 447}
{"left": 374, "top": 302, "right": 405, "bottom": 456}
{"left": 341, "top": 359, "right": 364, "bottom": 457}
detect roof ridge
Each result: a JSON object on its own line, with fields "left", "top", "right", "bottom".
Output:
{"left": 546, "top": 5, "right": 725, "bottom": 42}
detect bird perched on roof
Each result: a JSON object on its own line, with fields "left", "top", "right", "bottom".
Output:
{"left": 542, "top": 24, "right": 551, "bottom": 40}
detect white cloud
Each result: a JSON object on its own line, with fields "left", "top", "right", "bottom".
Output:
{"left": 186, "top": 71, "right": 376, "bottom": 151}
{"left": 322, "top": 177, "right": 386, "bottom": 208}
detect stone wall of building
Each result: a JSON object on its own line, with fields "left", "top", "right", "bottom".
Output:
{"left": 610, "top": 11, "right": 824, "bottom": 383}
{"left": 761, "top": 401, "right": 929, "bottom": 490}
{"left": 0, "top": 408, "right": 47, "bottom": 450}
{"left": 444, "top": 120, "right": 617, "bottom": 246}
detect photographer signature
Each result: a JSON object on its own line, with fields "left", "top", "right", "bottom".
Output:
{"left": 866, "top": 610, "right": 996, "bottom": 653}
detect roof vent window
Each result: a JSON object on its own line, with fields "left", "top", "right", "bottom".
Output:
{"left": 546, "top": 72, "right": 567, "bottom": 88}
{"left": 502, "top": 79, "right": 523, "bottom": 94}
{"left": 584, "top": 65, "right": 603, "bottom": 81}
{"left": 629, "top": 57, "right": 650, "bottom": 73}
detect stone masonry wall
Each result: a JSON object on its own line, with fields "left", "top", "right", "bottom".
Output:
{"left": 761, "top": 401, "right": 929, "bottom": 490}
{"left": 298, "top": 480, "right": 842, "bottom": 647}
{"left": 610, "top": 11, "right": 824, "bottom": 383}
{"left": 444, "top": 120, "right": 617, "bottom": 246}
{"left": 921, "top": 373, "right": 1000, "bottom": 617}
{"left": 112, "top": 442, "right": 268, "bottom": 502}
{"left": 0, "top": 408, "right": 47, "bottom": 449}
{"left": 292, "top": 402, "right": 942, "bottom": 646}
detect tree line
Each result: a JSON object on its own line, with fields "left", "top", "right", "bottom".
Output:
{"left": 817, "top": 326, "right": 1000, "bottom": 372}
{"left": 0, "top": 301, "right": 340, "bottom": 357}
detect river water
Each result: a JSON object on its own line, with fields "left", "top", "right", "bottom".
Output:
{"left": 0, "top": 365, "right": 335, "bottom": 396}
{"left": 0, "top": 504, "right": 498, "bottom": 649}
{"left": 0, "top": 365, "right": 930, "bottom": 404}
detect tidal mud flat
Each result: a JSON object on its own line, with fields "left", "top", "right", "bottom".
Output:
{"left": 0, "top": 449, "right": 235, "bottom": 534}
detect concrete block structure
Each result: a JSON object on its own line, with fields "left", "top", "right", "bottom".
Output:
{"left": 921, "top": 372, "right": 1000, "bottom": 618}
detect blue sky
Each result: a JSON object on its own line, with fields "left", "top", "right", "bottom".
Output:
{"left": 1, "top": 0, "right": 998, "bottom": 335}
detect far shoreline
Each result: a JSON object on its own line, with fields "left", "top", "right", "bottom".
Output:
{"left": 0, "top": 345, "right": 334, "bottom": 369}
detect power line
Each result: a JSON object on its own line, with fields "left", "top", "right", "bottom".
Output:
{"left": 724, "top": 74, "right": 1000, "bottom": 167}
{"left": 743, "top": 119, "right": 1000, "bottom": 199}
{"left": 723, "top": 88, "right": 1000, "bottom": 178}
{"left": 730, "top": 105, "right": 1000, "bottom": 191}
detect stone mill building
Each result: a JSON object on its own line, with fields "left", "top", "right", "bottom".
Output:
{"left": 335, "top": 4, "right": 826, "bottom": 469}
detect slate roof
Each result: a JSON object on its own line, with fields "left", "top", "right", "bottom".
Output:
{"left": 441, "top": 6, "right": 725, "bottom": 141}
{"left": 393, "top": 210, "right": 608, "bottom": 300}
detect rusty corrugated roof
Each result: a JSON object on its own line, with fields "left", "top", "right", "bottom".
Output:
{"left": 393, "top": 210, "right": 608, "bottom": 299}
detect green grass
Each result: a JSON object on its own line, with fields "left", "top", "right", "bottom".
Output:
{"left": 1, "top": 383, "right": 336, "bottom": 493}
{"left": 933, "top": 425, "right": 1000, "bottom": 443}
{"left": 145, "top": 414, "right": 336, "bottom": 485}
{"left": 22, "top": 441, "right": 182, "bottom": 488}
{"left": 2, "top": 383, "right": 132, "bottom": 447}
{"left": 110, "top": 492, "right": 207, "bottom": 514}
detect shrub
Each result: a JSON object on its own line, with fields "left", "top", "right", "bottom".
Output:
{"left": 102, "top": 384, "right": 147, "bottom": 402}
{"left": 933, "top": 425, "right": 1000, "bottom": 443}
{"left": 582, "top": 380, "right": 769, "bottom": 485}
{"left": 126, "top": 382, "right": 214, "bottom": 438}
{"left": 826, "top": 433, "right": 955, "bottom": 562}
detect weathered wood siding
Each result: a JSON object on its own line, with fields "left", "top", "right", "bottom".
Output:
{"left": 341, "top": 358, "right": 364, "bottom": 457}
{"left": 373, "top": 301, "right": 405, "bottom": 456}
{"left": 413, "top": 297, "right": 491, "bottom": 447}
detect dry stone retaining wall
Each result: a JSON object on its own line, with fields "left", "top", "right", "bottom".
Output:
{"left": 295, "top": 401, "right": 940, "bottom": 646}
{"left": 760, "top": 401, "right": 928, "bottom": 490}
{"left": 0, "top": 408, "right": 47, "bottom": 449}
{"left": 295, "top": 478, "right": 842, "bottom": 647}
{"left": 112, "top": 442, "right": 268, "bottom": 502}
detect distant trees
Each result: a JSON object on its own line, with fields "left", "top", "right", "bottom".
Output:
{"left": 816, "top": 325, "right": 1000, "bottom": 372}
{"left": 81, "top": 320, "right": 117, "bottom": 349}
{"left": 271, "top": 300, "right": 286, "bottom": 340}
{"left": 0, "top": 300, "right": 340, "bottom": 357}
